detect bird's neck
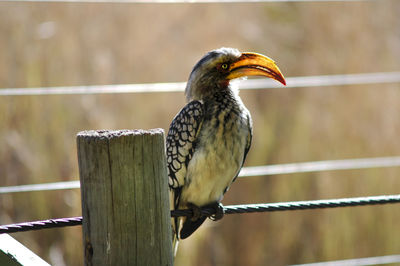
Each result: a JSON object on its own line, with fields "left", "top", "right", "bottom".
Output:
{"left": 187, "top": 79, "right": 238, "bottom": 102}
{"left": 201, "top": 86, "right": 245, "bottom": 114}
{"left": 206, "top": 84, "right": 239, "bottom": 102}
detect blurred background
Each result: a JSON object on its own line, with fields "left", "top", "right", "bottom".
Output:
{"left": 1, "top": 1, "right": 400, "bottom": 265}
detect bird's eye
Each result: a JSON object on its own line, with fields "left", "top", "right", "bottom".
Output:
{"left": 221, "top": 63, "right": 229, "bottom": 70}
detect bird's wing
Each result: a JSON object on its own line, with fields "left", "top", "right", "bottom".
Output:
{"left": 228, "top": 112, "right": 253, "bottom": 188}
{"left": 242, "top": 112, "right": 253, "bottom": 169}
{"left": 166, "top": 100, "right": 204, "bottom": 245}
{"left": 166, "top": 100, "right": 204, "bottom": 204}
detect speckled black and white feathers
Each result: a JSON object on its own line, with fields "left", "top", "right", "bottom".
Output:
{"left": 167, "top": 47, "right": 286, "bottom": 256}
{"left": 166, "top": 47, "right": 253, "bottom": 248}
{"left": 166, "top": 100, "right": 204, "bottom": 253}
{"left": 167, "top": 88, "right": 252, "bottom": 242}
{"left": 166, "top": 100, "right": 204, "bottom": 190}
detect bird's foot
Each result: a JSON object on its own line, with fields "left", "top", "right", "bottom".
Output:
{"left": 208, "top": 202, "right": 225, "bottom": 221}
{"left": 187, "top": 203, "right": 203, "bottom": 221}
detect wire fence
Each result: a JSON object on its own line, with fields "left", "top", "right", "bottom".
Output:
{"left": 239, "top": 156, "right": 400, "bottom": 177}
{"left": 1, "top": 1, "right": 399, "bottom": 265}
{"left": 0, "top": 0, "right": 382, "bottom": 3}
{"left": 1, "top": 194, "right": 400, "bottom": 234}
{"left": 1, "top": 72, "right": 400, "bottom": 96}
{"left": 1, "top": 156, "right": 399, "bottom": 194}
{"left": 0, "top": 217, "right": 83, "bottom": 234}
{"left": 0, "top": 181, "right": 80, "bottom": 194}
{"left": 172, "top": 194, "right": 400, "bottom": 217}
{"left": 290, "top": 254, "right": 400, "bottom": 266}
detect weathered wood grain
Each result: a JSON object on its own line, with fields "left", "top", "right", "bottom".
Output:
{"left": 77, "top": 129, "right": 172, "bottom": 266}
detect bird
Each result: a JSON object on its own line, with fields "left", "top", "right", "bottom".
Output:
{"left": 166, "top": 47, "right": 286, "bottom": 254}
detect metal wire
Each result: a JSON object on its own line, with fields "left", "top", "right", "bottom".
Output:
{"left": 1, "top": 72, "right": 399, "bottom": 96}
{"left": 0, "top": 0, "right": 377, "bottom": 3}
{"left": 0, "top": 217, "right": 82, "bottom": 234}
{"left": 290, "top": 254, "right": 400, "bottom": 266}
{"left": 0, "top": 181, "right": 80, "bottom": 194}
{"left": 171, "top": 194, "right": 400, "bottom": 217}
{"left": 238, "top": 156, "right": 400, "bottom": 177}
{"left": 1, "top": 156, "right": 399, "bottom": 194}
{"left": 1, "top": 194, "right": 399, "bottom": 234}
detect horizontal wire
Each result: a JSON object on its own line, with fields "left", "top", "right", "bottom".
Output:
{"left": 1, "top": 156, "right": 399, "bottom": 194}
{"left": 1, "top": 72, "right": 399, "bottom": 96}
{"left": 0, "top": 82, "right": 186, "bottom": 96}
{"left": 0, "top": 0, "right": 374, "bottom": 3}
{"left": 171, "top": 194, "right": 400, "bottom": 217}
{"left": 290, "top": 254, "right": 400, "bottom": 266}
{"left": 0, "top": 217, "right": 82, "bottom": 234}
{"left": 1, "top": 194, "right": 399, "bottom": 234}
{"left": 238, "top": 156, "right": 400, "bottom": 177}
{"left": 0, "top": 181, "right": 80, "bottom": 194}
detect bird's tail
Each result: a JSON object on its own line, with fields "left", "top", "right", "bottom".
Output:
{"left": 171, "top": 188, "right": 182, "bottom": 257}
{"left": 179, "top": 215, "right": 207, "bottom": 239}
{"left": 172, "top": 216, "right": 181, "bottom": 257}
{"left": 171, "top": 207, "right": 207, "bottom": 256}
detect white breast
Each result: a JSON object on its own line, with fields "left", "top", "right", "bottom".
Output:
{"left": 179, "top": 109, "right": 250, "bottom": 207}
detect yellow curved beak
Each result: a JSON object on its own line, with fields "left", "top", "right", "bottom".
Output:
{"left": 227, "top": 52, "right": 286, "bottom": 86}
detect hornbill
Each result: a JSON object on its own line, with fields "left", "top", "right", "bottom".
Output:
{"left": 166, "top": 47, "right": 286, "bottom": 254}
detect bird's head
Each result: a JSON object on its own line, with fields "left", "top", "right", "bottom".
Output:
{"left": 185, "top": 47, "right": 286, "bottom": 101}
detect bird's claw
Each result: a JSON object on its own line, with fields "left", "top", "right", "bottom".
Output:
{"left": 210, "top": 202, "right": 225, "bottom": 221}
{"left": 188, "top": 203, "right": 202, "bottom": 221}
{"left": 188, "top": 202, "right": 225, "bottom": 221}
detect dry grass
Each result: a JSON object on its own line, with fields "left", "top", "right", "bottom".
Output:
{"left": 1, "top": 1, "right": 400, "bottom": 265}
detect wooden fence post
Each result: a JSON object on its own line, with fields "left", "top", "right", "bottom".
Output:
{"left": 77, "top": 129, "right": 173, "bottom": 266}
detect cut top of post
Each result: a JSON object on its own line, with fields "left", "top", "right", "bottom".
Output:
{"left": 77, "top": 128, "right": 165, "bottom": 139}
